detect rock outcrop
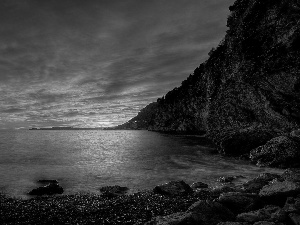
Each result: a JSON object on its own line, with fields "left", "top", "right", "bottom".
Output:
{"left": 116, "top": 0, "right": 300, "bottom": 158}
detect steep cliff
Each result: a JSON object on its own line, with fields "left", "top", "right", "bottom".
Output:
{"left": 117, "top": 0, "right": 300, "bottom": 155}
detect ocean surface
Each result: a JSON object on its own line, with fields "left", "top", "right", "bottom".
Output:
{"left": 0, "top": 130, "right": 283, "bottom": 198}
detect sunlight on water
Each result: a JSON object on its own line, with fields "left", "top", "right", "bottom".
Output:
{"left": 0, "top": 130, "right": 283, "bottom": 198}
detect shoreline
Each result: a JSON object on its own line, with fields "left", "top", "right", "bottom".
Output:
{"left": 2, "top": 168, "right": 300, "bottom": 225}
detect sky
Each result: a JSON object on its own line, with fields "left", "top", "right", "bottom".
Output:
{"left": 0, "top": 0, "right": 234, "bottom": 129}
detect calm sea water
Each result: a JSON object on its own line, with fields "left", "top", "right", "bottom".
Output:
{"left": 0, "top": 130, "right": 283, "bottom": 198}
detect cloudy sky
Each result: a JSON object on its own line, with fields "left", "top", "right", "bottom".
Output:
{"left": 0, "top": 0, "right": 234, "bottom": 129}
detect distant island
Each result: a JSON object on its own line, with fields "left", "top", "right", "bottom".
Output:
{"left": 29, "top": 126, "right": 104, "bottom": 130}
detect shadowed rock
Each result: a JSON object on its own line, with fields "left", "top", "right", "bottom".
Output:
{"left": 28, "top": 183, "right": 64, "bottom": 196}
{"left": 99, "top": 185, "right": 129, "bottom": 198}
{"left": 250, "top": 136, "right": 300, "bottom": 168}
{"left": 242, "top": 173, "right": 281, "bottom": 194}
{"left": 153, "top": 181, "right": 193, "bottom": 196}
{"left": 148, "top": 200, "right": 234, "bottom": 225}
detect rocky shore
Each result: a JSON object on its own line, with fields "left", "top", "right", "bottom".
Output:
{"left": 1, "top": 169, "right": 300, "bottom": 224}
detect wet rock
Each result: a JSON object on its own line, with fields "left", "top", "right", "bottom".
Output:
{"left": 148, "top": 200, "right": 234, "bottom": 225}
{"left": 210, "top": 185, "right": 241, "bottom": 198}
{"left": 259, "top": 181, "right": 300, "bottom": 206}
{"left": 281, "top": 169, "right": 300, "bottom": 183}
{"left": 242, "top": 173, "right": 281, "bottom": 193}
{"left": 37, "top": 179, "right": 58, "bottom": 184}
{"left": 289, "top": 213, "right": 300, "bottom": 225}
{"left": 28, "top": 183, "right": 64, "bottom": 196}
{"left": 252, "top": 222, "right": 276, "bottom": 225}
{"left": 283, "top": 196, "right": 300, "bottom": 213}
{"left": 216, "top": 129, "right": 276, "bottom": 156}
{"left": 218, "top": 192, "right": 261, "bottom": 214}
{"left": 153, "top": 181, "right": 193, "bottom": 196}
{"left": 217, "top": 222, "right": 250, "bottom": 225}
{"left": 250, "top": 136, "right": 300, "bottom": 168}
{"left": 191, "top": 181, "right": 209, "bottom": 189}
{"left": 236, "top": 205, "right": 281, "bottom": 223}
{"left": 100, "top": 185, "right": 129, "bottom": 197}
{"left": 290, "top": 129, "right": 300, "bottom": 140}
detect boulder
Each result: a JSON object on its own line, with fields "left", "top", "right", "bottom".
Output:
{"left": 242, "top": 173, "right": 281, "bottom": 193}
{"left": 283, "top": 196, "right": 300, "bottom": 214}
{"left": 153, "top": 181, "right": 193, "bottom": 196}
{"left": 290, "top": 129, "right": 300, "bottom": 140}
{"left": 216, "top": 128, "right": 276, "bottom": 156}
{"left": 281, "top": 169, "right": 300, "bottom": 183}
{"left": 259, "top": 180, "right": 300, "bottom": 206}
{"left": 100, "top": 185, "right": 129, "bottom": 197}
{"left": 217, "top": 223, "right": 250, "bottom": 225}
{"left": 250, "top": 136, "right": 300, "bottom": 168}
{"left": 210, "top": 185, "right": 241, "bottom": 198}
{"left": 191, "top": 181, "right": 209, "bottom": 189}
{"left": 218, "top": 192, "right": 261, "bottom": 214}
{"left": 289, "top": 213, "right": 300, "bottom": 225}
{"left": 236, "top": 205, "right": 281, "bottom": 223}
{"left": 28, "top": 183, "right": 64, "bottom": 196}
{"left": 148, "top": 200, "right": 234, "bottom": 225}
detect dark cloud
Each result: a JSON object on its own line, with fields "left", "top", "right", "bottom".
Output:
{"left": 0, "top": 0, "right": 235, "bottom": 129}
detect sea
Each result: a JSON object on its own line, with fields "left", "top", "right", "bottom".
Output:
{"left": 0, "top": 130, "right": 283, "bottom": 199}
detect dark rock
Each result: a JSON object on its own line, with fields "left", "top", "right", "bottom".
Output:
{"left": 218, "top": 176, "right": 236, "bottom": 183}
{"left": 259, "top": 180, "right": 300, "bottom": 206}
{"left": 100, "top": 185, "right": 129, "bottom": 197}
{"left": 216, "top": 128, "right": 277, "bottom": 156}
{"left": 252, "top": 222, "right": 276, "bottom": 225}
{"left": 28, "top": 183, "right": 64, "bottom": 196}
{"left": 242, "top": 173, "right": 281, "bottom": 193}
{"left": 217, "top": 222, "right": 250, "bottom": 225}
{"left": 217, "top": 176, "right": 246, "bottom": 184}
{"left": 210, "top": 185, "right": 241, "bottom": 198}
{"left": 291, "top": 130, "right": 300, "bottom": 141}
{"left": 191, "top": 181, "right": 209, "bottom": 189}
{"left": 283, "top": 196, "right": 300, "bottom": 213}
{"left": 218, "top": 192, "right": 261, "bottom": 214}
{"left": 153, "top": 181, "right": 193, "bottom": 196}
{"left": 250, "top": 136, "right": 300, "bottom": 168}
{"left": 289, "top": 213, "right": 300, "bottom": 225}
{"left": 148, "top": 200, "right": 234, "bottom": 225}
{"left": 281, "top": 169, "right": 300, "bottom": 183}
{"left": 236, "top": 205, "right": 281, "bottom": 223}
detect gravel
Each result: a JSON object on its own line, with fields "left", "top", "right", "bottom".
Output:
{"left": 0, "top": 190, "right": 210, "bottom": 225}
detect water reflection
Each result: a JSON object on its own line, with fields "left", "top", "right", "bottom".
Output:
{"left": 0, "top": 130, "right": 283, "bottom": 198}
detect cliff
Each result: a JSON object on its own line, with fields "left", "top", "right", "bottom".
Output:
{"left": 116, "top": 0, "right": 300, "bottom": 157}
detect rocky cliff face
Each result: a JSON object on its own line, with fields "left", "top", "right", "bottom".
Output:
{"left": 116, "top": 0, "right": 300, "bottom": 156}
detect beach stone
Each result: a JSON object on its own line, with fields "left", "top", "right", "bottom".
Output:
{"left": 153, "top": 181, "right": 193, "bottom": 196}
{"left": 218, "top": 192, "right": 260, "bottom": 214}
{"left": 28, "top": 183, "right": 63, "bottom": 196}
{"left": 281, "top": 168, "right": 300, "bottom": 183}
{"left": 100, "top": 185, "right": 129, "bottom": 197}
{"left": 289, "top": 213, "right": 300, "bottom": 225}
{"left": 242, "top": 173, "right": 281, "bottom": 193}
{"left": 236, "top": 205, "right": 281, "bottom": 223}
{"left": 250, "top": 136, "right": 300, "bottom": 168}
{"left": 191, "top": 181, "right": 209, "bottom": 189}
{"left": 259, "top": 180, "right": 300, "bottom": 206}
